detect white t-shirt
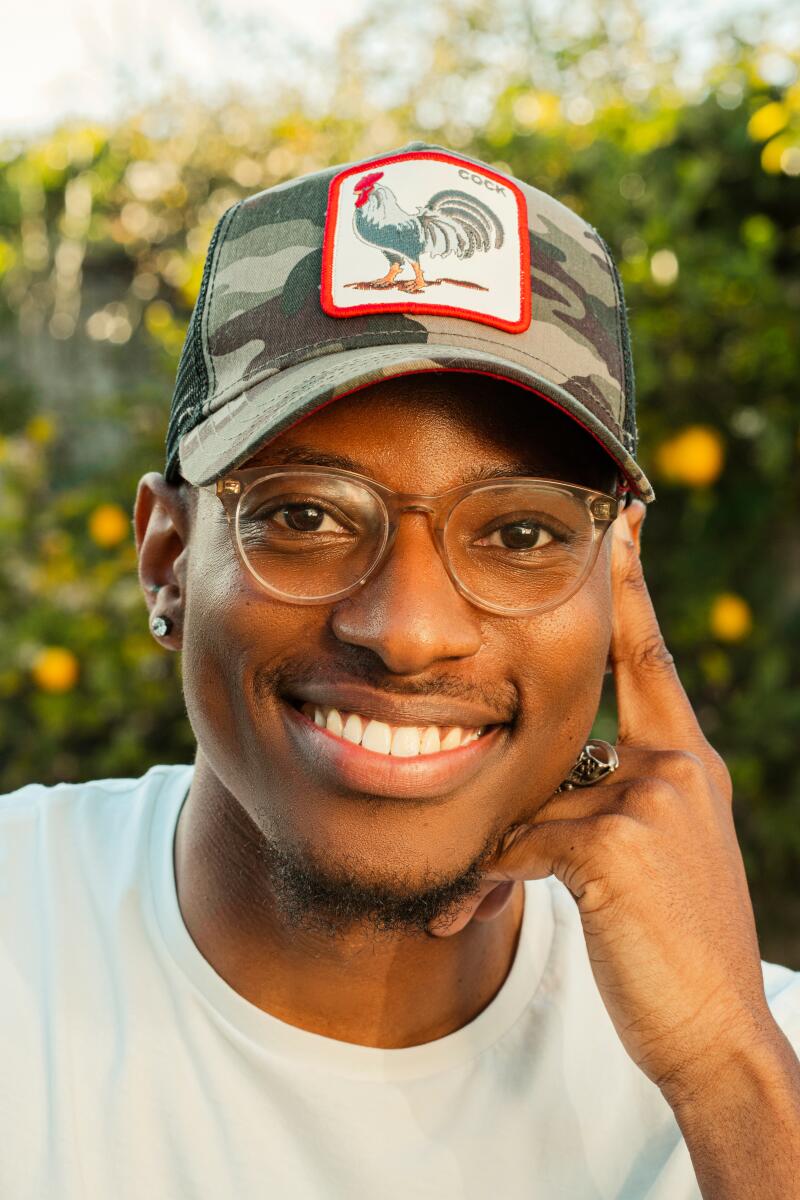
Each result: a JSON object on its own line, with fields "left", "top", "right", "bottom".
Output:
{"left": 1, "top": 763, "right": 798, "bottom": 1200}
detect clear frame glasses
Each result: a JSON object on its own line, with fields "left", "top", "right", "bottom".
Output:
{"left": 201, "top": 464, "right": 621, "bottom": 618}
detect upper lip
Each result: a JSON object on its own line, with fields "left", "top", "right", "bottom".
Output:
{"left": 282, "top": 682, "right": 509, "bottom": 729}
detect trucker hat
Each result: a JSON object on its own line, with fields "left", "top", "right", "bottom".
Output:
{"left": 166, "top": 141, "right": 655, "bottom": 504}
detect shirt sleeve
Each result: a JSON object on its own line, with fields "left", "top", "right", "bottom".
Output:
{"left": 762, "top": 959, "right": 800, "bottom": 1057}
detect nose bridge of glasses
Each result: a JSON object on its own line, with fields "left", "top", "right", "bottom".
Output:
{"left": 380, "top": 491, "right": 443, "bottom": 531}
{"left": 369, "top": 501, "right": 467, "bottom": 617}
{"left": 398, "top": 500, "right": 436, "bottom": 516}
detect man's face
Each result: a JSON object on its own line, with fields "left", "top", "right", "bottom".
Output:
{"left": 175, "top": 374, "right": 617, "bottom": 933}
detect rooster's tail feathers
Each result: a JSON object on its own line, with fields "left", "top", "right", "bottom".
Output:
{"left": 419, "top": 189, "right": 504, "bottom": 259}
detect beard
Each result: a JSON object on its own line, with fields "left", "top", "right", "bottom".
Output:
{"left": 254, "top": 823, "right": 503, "bottom": 940}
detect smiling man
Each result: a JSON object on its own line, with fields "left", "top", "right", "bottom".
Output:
{"left": 2, "top": 143, "right": 799, "bottom": 1199}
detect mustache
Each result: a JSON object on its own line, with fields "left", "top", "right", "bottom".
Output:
{"left": 256, "top": 655, "right": 519, "bottom": 722}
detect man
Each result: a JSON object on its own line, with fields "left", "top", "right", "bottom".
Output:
{"left": 1, "top": 143, "right": 798, "bottom": 1198}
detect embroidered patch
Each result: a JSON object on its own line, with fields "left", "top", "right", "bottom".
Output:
{"left": 321, "top": 151, "right": 531, "bottom": 334}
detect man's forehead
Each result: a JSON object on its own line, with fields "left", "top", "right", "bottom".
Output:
{"left": 242, "top": 441, "right": 550, "bottom": 485}
{"left": 239, "top": 373, "right": 610, "bottom": 481}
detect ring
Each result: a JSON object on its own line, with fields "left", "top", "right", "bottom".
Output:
{"left": 556, "top": 739, "right": 620, "bottom": 792}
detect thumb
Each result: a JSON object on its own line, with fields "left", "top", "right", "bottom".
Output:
{"left": 427, "top": 879, "right": 517, "bottom": 939}
{"left": 427, "top": 878, "right": 504, "bottom": 938}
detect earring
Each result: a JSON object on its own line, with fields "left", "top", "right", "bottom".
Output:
{"left": 150, "top": 615, "right": 172, "bottom": 637}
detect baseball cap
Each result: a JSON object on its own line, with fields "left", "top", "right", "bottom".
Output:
{"left": 166, "top": 141, "right": 655, "bottom": 504}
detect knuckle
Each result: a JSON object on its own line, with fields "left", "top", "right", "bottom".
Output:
{"left": 622, "top": 776, "right": 681, "bottom": 816}
{"left": 498, "top": 822, "right": 531, "bottom": 857}
{"left": 706, "top": 748, "right": 733, "bottom": 802}
{"left": 646, "top": 747, "right": 731, "bottom": 806}
{"left": 576, "top": 872, "right": 618, "bottom": 916}
{"left": 618, "top": 551, "right": 647, "bottom": 590}
{"left": 632, "top": 632, "right": 675, "bottom": 674}
{"left": 590, "top": 810, "right": 642, "bottom": 854}
{"left": 656, "top": 749, "right": 706, "bottom": 785}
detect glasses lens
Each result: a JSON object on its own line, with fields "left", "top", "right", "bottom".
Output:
{"left": 445, "top": 483, "right": 595, "bottom": 612}
{"left": 235, "top": 472, "right": 386, "bottom": 600}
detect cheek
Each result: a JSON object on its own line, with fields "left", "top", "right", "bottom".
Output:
{"left": 180, "top": 536, "right": 317, "bottom": 813}
{"left": 512, "top": 557, "right": 612, "bottom": 788}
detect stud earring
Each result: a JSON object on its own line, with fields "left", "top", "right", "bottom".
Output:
{"left": 150, "top": 615, "right": 172, "bottom": 637}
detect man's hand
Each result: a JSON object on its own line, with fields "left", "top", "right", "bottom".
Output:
{"left": 431, "top": 499, "right": 780, "bottom": 1107}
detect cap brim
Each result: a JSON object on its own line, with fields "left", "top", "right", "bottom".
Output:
{"left": 178, "top": 343, "right": 655, "bottom": 502}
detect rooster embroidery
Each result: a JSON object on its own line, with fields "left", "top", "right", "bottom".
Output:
{"left": 348, "top": 171, "right": 504, "bottom": 293}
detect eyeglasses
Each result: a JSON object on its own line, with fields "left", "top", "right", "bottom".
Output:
{"left": 201, "top": 464, "right": 620, "bottom": 618}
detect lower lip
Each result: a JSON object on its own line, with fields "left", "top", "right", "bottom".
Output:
{"left": 281, "top": 701, "right": 507, "bottom": 800}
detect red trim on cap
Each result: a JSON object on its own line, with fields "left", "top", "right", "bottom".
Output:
{"left": 249, "top": 366, "right": 635, "bottom": 499}
{"left": 320, "top": 151, "right": 532, "bottom": 335}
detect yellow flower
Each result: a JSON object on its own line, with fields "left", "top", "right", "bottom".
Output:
{"left": 709, "top": 594, "right": 753, "bottom": 642}
{"left": 761, "top": 134, "right": 795, "bottom": 175}
{"left": 88, "top": 503, "right": 129, "bottom": 547}
{"left": 0, "top": 238, "right": 16, "bottom": 276}
{"left": 747, "top": 101, "right": 788, "bottom": 142}
{"left": 144, "top": 299, "right": 174, "bottom": 334}
{"left": 179, "top": 258, "right": 206, "bottom": 307}
{"left": 25, "top": 415, "right": 56, "bottom": 443}
{"left": 32, "top": 647, "right": 80, "bottom": 693}
{"left": 654, "top": 426, "right": 725, "bottom": 487}
{"left": 513, "top": 91, "right": 561, "bottom": 130}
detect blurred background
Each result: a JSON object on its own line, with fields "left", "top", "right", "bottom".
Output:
{"left": 1, "top": 0, "right": 798, "bottom": 964}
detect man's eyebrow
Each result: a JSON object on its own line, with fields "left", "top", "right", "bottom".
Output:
{"left": 245, "top": 445, "right": 367, "bottom": 473}
{"left": 244, "top": 444, "right": 546, "bottom": 480}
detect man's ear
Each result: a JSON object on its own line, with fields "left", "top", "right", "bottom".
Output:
{"left": 133, "top": 472, "right": 192, "bottom": 650}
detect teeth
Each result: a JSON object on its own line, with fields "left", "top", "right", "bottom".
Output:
{"left": 420, "top": 726, "right": 441, "bottom": 754}
{"left": 342, "top": 713, "right": 364, "bottom": 745}
{"left": 391, "top": 726, "right": 420, "bottom": 757}
{"left": 326, "top": 708, "right": 343, "bottom": 736}
{"left": 362, "top": 719, "right": 392, "bottom": 754}
{"left": 297, "top": 702, "right": 485, "bottom": 757}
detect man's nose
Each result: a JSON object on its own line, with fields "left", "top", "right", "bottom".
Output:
{"left": 330, "top": 514, "right": 483, "bottom": 673}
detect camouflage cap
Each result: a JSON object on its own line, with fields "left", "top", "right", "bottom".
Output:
{"left": 167, "top": 141, "right": 654, "bottom": 503}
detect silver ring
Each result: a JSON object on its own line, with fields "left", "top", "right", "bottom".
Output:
{"left": 556, "top": 739, "right": 620, "bottom": 791}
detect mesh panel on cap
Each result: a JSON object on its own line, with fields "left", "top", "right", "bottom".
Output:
{"left": 164, "top": 203, "right": 240, "bottom": 484}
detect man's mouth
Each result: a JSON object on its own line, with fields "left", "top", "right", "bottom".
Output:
{"left": 277, "top": 676, "right": 512, "bottom": 798}
{"left": 293, "top": 701, "right": 487, "bottom": 758}
{"left": 280, "top": 688, "right": 509, "bottom": 799}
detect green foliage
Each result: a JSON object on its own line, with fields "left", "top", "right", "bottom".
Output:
{"left": 1, "top": 5, "right": 798, "bottom": 957}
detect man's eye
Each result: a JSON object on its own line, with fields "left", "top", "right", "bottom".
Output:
{"left": 272, "top": 505, "right": 343, "bottom": 533}
{"left": 477, "top": 522, "right": 554, "bottom": 551}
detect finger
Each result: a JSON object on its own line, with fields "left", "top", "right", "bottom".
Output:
{"left": 483, "top": 815, "right": 611, "bottom": 901}
{"left": 427, "top": 878, "right": 516, "bottom": 938}
{"left": 610, "top": 504, "right": 707, "bottom": 753}
{"left": 429, "top": 782, "right": 628, "bottom": 940}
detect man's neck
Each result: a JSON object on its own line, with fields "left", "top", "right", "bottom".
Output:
{"left": 173, "top": 758, "right": 526, "bottom": 1049}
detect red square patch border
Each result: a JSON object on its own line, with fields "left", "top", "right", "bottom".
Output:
{"left": 320, "top": 150, "right": 532, "bottom": 336}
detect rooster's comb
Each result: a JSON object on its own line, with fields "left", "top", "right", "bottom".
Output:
{"left": 354, "top": 171, "right": 384, "bottom": 191}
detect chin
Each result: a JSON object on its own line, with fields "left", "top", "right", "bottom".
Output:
{"left": 258, "top": 812, "right": 501, "bottom": 937}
